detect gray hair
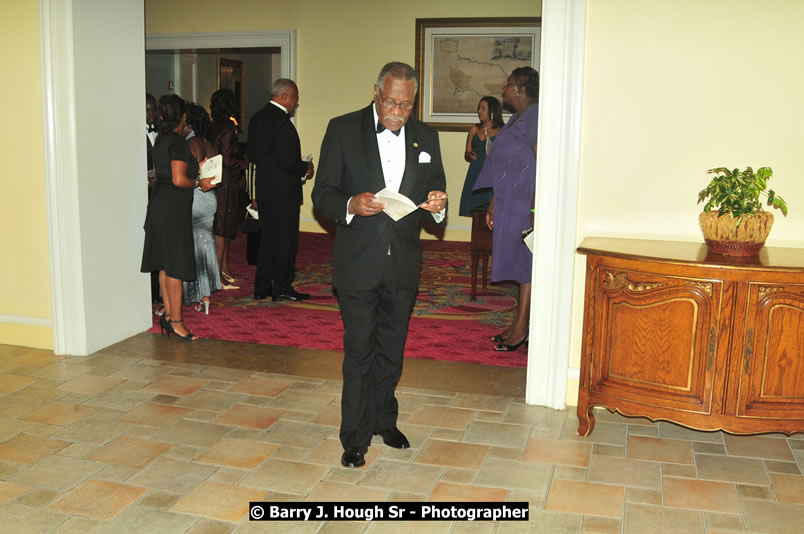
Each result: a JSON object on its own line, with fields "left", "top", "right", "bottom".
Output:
{"left": 270, "top": 78, "right": 297, "bottom": 98}
{"left": 376, "top": 62, "right": 418, "bottom": 94}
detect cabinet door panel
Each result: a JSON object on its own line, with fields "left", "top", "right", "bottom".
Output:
{"left": 738, "top": 284, "right": 804, "bottom": 419}
{"left": 590, "top": 268, "right": 720, "bottom": 413}
{"left": 608, "top": 299, "right": 697, "bottom": 389}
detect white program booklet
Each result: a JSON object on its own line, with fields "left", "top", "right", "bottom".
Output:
{"left": 200, "top": 154, "right": 223, "bottom": 184}
{"left": 374, "top": 188, "right": 419, "bottom": 221}
{"left": 522, "top": 227, "right": 534, "bottom": 252}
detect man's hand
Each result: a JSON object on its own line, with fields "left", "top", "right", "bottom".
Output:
{"left": 305, "top": 161, "right": 315, "bottom": 179}
{"left": 418, "top": 190, "right": 447, "bottom": 213}
{"left": 348, "top": 192, "right": 386, "bottom": 216}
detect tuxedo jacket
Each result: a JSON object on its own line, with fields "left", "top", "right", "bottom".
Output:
{"left": 312, "top": 104, "right": 447, "bottom": 291}
{"left": 146, "top": 134, "right": 154, "bottom": 170}
{"left": 246, "top": 102, "right": 308, "bottom": 207}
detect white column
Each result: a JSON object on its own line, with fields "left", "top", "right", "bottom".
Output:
{"left": 526, "top": 0, "right": 586, "bottom": 408}
{"left": 39, "top": 0, "right": 86, "bottom": 354}
{"left": 40, "top": 0, "right": 152, "bottom": 355}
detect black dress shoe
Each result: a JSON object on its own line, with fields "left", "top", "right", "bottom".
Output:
{"left": 341, "top": 446, "right": 368, "bottom": 468}
{"left": 375, "top": 428, "right": 410, "bottom": 449}
{"left": 253, "top": 289, "right": 272, "bottom": 300}
{"left": 272, "top": 289, "right": 311, "bottom": 302}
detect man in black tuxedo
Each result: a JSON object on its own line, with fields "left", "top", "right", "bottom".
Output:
{"left": 312, "top": 62, "right": 448, "bottom": 468}
{"left": 146, "top": 93, "right": 157, "bottom": 180}
{"left": 146, "top": 93, "right": 160, "bottom": 303}
{"left": 247, "top": 79, "right": 314, "bottom": 301}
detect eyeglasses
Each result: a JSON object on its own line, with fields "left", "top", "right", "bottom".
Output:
{"left": 377, "top": 90, "right": 414, "bottom": 112}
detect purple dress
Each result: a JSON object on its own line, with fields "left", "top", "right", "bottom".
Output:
{"left": 473, "top": 104, "right": 538, "bottom": 284}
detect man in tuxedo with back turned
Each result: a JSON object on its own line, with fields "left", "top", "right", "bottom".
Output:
{"left": 312, "top": 62, "right": 448, "bottom": 468}
{"left": 247, "top": 78, "right": 314, "bottom": 301}
{"left": 146, "top": 93, "right": 160, "bottom": 303}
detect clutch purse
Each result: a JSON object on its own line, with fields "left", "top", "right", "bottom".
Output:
{"left": 243, "top": 213, "right": 260, "bottom": 234}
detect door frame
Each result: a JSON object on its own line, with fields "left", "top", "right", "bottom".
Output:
{"left": 41, "top": 5, "right": 585, "bottom": 410}
{"left": 526, "top": 0, "right": 586, "bottom": 408}
{"left": 145, "top": 31, "right": 295, "bottom": 82}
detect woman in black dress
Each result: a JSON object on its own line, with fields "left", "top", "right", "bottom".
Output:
{"left": 210, "top": 89, "right": 248, "bottom": 288}
{"left": 141, "top": 95, "right": 216, "bottom": 340}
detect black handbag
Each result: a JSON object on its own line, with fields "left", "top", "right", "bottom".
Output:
{"left": 245, "top": 214, "right": 260, "bottom": 266}
{"left": 243, "top": 215, "right": 260, "bottom": 234}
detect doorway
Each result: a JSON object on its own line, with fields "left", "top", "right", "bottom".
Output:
{"left": 145, "top": 31, "right": 296, "bottom": 138}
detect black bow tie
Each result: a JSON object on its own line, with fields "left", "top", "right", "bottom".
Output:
{"left": 376, "top": 120, "right": 400, "bottom": 136}
{"left": 147, "top": 124, "right": 157, "bottom": 133}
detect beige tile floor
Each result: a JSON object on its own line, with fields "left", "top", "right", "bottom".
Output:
{"left": 0, "top": 334, "right": 802, "bottom": 533}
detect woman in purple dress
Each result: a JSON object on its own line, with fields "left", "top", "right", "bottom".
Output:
{"left": 473, "top": 66, "right": 539, "bottom": 352}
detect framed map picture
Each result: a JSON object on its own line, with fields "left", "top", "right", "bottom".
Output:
{"left": 415, "top": 17, "right": 541, "bottom": 131}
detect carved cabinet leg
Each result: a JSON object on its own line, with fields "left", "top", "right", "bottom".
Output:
{"left": 576, "top": 403, "right": 596, "bottom": 437}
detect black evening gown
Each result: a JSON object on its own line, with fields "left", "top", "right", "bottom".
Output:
{"left": 140, "top": 132, "right": 198, "bottom": 281}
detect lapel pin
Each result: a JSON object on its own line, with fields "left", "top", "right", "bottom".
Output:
{"left": 413, "top": 142, "right": 419, "bottom": 148}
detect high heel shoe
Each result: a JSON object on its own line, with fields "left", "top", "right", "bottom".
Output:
{"left": 220, "top": 276, "right": 240, "bottom": 290}
{"left": 194, "top": 298, "right": 210, "bottom": 315}
{"left": 221, "top": 272, "right": 237, "bottom": 284}
{"left": 494, "top": 334, "right": 528, "bottom": 352}
{"left": 491, "top": 332, "right": 508, "bottom": 343}
{"left": 168, "top": 319, "right": 199, "bottom": 341}
{"left": 159, "top": 315, "right": 174, "bottom": 336}
{"left": 154, "top": 304, "right": 165, "bottom": 317}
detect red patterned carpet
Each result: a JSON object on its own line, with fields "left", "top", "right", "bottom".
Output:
{"left": 150, "top": 232, "right": 526, "bottom": 367}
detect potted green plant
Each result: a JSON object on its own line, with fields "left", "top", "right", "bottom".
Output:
{"left": 697, "top": 166, "right": 788, "bottom": 256}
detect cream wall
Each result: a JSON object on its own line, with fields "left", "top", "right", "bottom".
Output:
{"left": 72, "top": 0, "right": 152, "bottom": 352}
{"left": 0, "top": 2, "right": 53, "bottom": 349}
{"left": 566, "top": 0, "right": 804, "bottom": 404}
{"left": 145, "top": 0, "right": 541, "bottom": 241}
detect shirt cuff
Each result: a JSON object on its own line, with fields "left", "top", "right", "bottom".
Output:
{"left": 432, "top": 209, "right": 445, "bottom": 224}
{"left": 345, "top": 197, "right": 355, "bottom": 224}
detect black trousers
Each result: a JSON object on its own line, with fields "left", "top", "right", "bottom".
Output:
{"left": 254, "top": 201, "right": 299, "bottom": 295}
{"left": 336, "top": 255, "right": 417, "bottom": 450}
{"left": 147, "top": 185, "right": 161, "bottom": 302}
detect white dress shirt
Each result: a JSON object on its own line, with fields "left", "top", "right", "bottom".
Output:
{"left": 346, "top": 104, "right": 444, "bottom": 224}
{"left": 146, "top": 125, "right": 157, "bottom": 146}
{"left": 270, "top": 100, "right": 288, "bottom": 114}
{"left": 374, "top": 105, "right": 406, "bottom": 193}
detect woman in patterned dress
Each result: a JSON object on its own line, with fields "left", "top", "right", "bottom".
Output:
{"left": 210, "top": 89, "right": 249, "bottom": 288}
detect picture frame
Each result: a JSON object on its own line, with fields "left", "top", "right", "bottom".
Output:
{"left": 415, "top": 17, "right": 541, "bottom": 132}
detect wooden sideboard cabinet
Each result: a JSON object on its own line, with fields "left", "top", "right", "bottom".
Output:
{"left": 576, "top": 237, "right": 804, "bottom": 437}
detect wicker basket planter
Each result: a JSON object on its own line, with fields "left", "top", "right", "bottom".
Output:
{"left": 699, "top": 211, "right": 774, "bottom": 256}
